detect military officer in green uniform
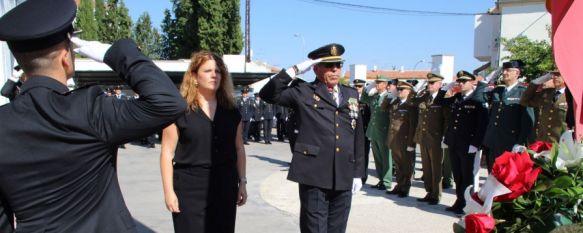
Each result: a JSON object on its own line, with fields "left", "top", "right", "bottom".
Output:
{"left": 412, "top": 73, "right": 448, "bottom": 205}
{"left": 361, "top": 75, "right": 394, "bottom": 191}
{"left": 520, "top": 70, "right": 573, "bottom": 142}
{"left": 482, "top": 60, "right": 534, "bottom": 171}
{"left": 386, "top": 81, "right": 418, "bottom": 197}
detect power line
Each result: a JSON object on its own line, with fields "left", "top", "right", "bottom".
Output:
{"left": 295, "top": 0, "right": 485, "bottom": 16}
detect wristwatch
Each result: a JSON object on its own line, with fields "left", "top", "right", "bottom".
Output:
{"left": 239, "top": 177, "right": 247, "bottom": 184}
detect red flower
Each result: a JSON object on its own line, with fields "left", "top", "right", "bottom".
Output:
{"left": 492, "top": 151, "right": 542, "bottom": 202}
{"left": 528, "top": 141, "right": 553, "bottom": 153}
{"left": 465, "top": 213, "right": 495, "bottom": 233}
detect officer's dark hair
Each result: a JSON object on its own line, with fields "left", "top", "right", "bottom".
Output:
{"left": 12, "top": 39, "right": 71, "bottom": 76}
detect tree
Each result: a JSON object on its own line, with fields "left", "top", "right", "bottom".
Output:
{"left": 132, "top": 13, "right": 163, "bottom": 59}
{"left": 162, "top": 0, "right": 243, "bottom": 59}
{"left": 94, "top": 0, "right": 108, "bottom": 41}
{"left": 501, "top": 33, "right": 554, "bottom": 80}
{"left": 100, "top": 0, "right": 133, "bottom": 43}
{"left": 75, "top": 0, "right": 99, "bottom": 40}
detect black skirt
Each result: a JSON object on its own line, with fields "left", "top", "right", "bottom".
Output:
{"left": 172, "top": 163, "right": 238, "bottom": 233}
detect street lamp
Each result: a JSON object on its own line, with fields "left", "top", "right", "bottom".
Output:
{"left": 293, "top": 33, "right": 306, "bottom": 56}
{"left": 413, "top": 59, "right": 425, "bottom": 70}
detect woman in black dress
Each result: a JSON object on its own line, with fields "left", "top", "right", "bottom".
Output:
{"left": 160, "top": 51, "right": 247, "bottom": 233}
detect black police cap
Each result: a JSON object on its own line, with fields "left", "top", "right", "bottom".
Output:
{"left": 456, "top": 70, "right": 475, "bottom": 81}
{"left": 353, "top": 79, "right": 366, "bottom": 85}
{"left": 426, "top": 72, "right": 444, "bottom": 82}
{"left": 307, "top": 43, "right": 345, "bottom": 63}
{"left": 502, "top": 60, "right": 524, "bottom": 70}
{"left": 0, "top": 0, "right": 76, "bottom": 53}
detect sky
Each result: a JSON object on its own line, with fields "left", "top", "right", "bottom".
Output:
{"left": 124, "top": 0, "right": 496, "bottom": 73}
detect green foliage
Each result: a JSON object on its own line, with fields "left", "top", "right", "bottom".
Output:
{"left": 491, "top": 146, "right": 583, "bottom": 233}
{"left": 75, "top": 0, "right": 99, "bottom": 40}
{"left": 501, "top": 35, "right": 554, "bottom": 80}
{"left": 100, "top": 0, "right": 133, "bottom": 43}
{"left": 162, "top": 0, "right": 243, "bottom": 59}
{"left": 94, "top": 0, "right": 108, "bottom": 41}
{"left": 132, "top": 13, "right": 162, "bottom": 59}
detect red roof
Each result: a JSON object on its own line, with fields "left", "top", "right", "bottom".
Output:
{"left": 343, "top": 70, "right": 430, "bottom": 81}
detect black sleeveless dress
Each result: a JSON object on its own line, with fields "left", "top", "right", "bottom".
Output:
{"left": 172, "top": 105, "right": 241, "bottom": 233}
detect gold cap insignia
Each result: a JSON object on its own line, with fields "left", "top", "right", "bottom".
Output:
{"left": 330, "top": 46, "right": 338, "bottom": 56}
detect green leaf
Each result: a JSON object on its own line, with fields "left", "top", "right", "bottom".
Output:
{"left": 554, "top": 176, "right": 575, "bottom": 189}
{"left": 453, "top": 223, "right": 465, "bottom": 233}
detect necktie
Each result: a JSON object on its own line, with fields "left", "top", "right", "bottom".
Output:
{"left": 428, "top": 95, "right": 434, "bottom": 104}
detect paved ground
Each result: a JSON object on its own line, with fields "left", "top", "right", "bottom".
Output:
{"left": 118, "top": 139, "right": 487, "bottom": 233}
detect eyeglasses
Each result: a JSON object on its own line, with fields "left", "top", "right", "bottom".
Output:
{"left": 355, "top": 85, "right": 364, "bottom": 88}
{"left": 321, "top": 62, "right": 343, "bottom": 69}
{"left": 456, "top": 79, "right": 470, "bottom": 84}
{"left": 397, "top": 88, "right": 408, "bottom": 91}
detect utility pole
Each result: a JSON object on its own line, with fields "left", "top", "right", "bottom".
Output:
{"left": 245, "top": 0, "right": 250, "bottom": 63}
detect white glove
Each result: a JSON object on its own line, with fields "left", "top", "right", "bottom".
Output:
{"left": 285, "top": 58, "right": 322, "bottom": 78}
{"left": 71, "top": 37, "right": 111, "bottom": 63}
{"left": 9, "top": 69, "right": 23, "bottom": 82}
{"left": 483, "top": 67, "right": 502, "bottom": 83}
{"left": 406, "top": 146, "right": 415, "bottom": 152}
{"left": 441, "top": 138, "right": 448, "bottom": 149}
{"left": 250, "top": 118, "right": 254, "bottom": 122}
{"left": 273, "top": 116, "right": 276, "bottom": 121}
{"left": 351, "top": 178, "right": 362, "bottom": 194}
{"left": 468, "top": 145, "right": 478, "bottom": 154}
{"left": 441, "top": 81, "right": 456, "bottom": 91}
{"left": 413, "top": 80, "right": 427, "bottom": 93}
{"left": 531, "top": 72, "right": 553, "bottom": 85}
{"left": 367, "top": 87, "right": 378, "bottom": 96}
{"left": 511, "top": 144, "right": 526, "bottom": 153}
{"left": 260, "top": 117, "right": 264, "bottom": 121}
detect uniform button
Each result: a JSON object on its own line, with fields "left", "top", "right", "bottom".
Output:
{"left": 498, "top": 109, "right": 502, "bottom": 112}
{"left": 453, "top": 127, "right": 457, "bottom": 130}
{"left": 457, "top": 114, "right": 460, "bottom": 117}
{"left": 336, "top": 135, "right": 339, "bottom": 140}
{"left": 455, "top": 120, "right": 458, "bottom": 123}
{"left": 548, "top": 117, "right": 552, "bottom": 120}
{"left": 423, "top": 128, "right": 426, "bottom": 131}
{"left": 547, "top": 133, "right": 551, "bottom": 136}
{"left": 314, "top": 104, "right": 318, "bottom": 108}
{"left": 550, "top": 110, "right": 554, "bottom": 113}
{"left": 548, "top": 125, "right": 551, "bottom": 128}
{"left": 494, "top": 122, "right": 498, "bottom": 126}
{"left": 496, "top": 116, "right": 499, "bottom": 119}
{"left": 336, "top": 123, "right": 339, "bottom": 127}
{"left": 336, "top": 111, "right": 339, "bottom": 115}
{"left": 304, "top": 151, "right": 307, "bottom": 154}
{"left": 336, "top": 147, "right": 340, "bottom": 152}
{"left": 423, "top": 122, "right": 426, "bottom": 125}
{"left": 458, "top": 108, "right": 462, "bottom": 110}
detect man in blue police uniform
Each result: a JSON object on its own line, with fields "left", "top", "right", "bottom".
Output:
{"left": 434, "top": 71, "right": 488, "bottom": 215}
{"left": 260, "top": 43, "right": 364, "bottom": 233}
{"left": 0, "top": 0, "right": 186, "bottom": 232}
{"left": 482, "top": 60, "right": 534, "bottom": 171}
{"left": 237, "top": 87, "right": 253, "bottom": 144}
{"left": 261, "top": 99, "right": 275, "bottom": 144}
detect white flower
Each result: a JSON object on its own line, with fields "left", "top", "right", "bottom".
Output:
{"left": 556, "top": 130, "right": 583, "bottom": 170}
{"left": 463, "top": 175, "right": 512, "bottom": 215}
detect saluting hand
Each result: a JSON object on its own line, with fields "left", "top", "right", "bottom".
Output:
{"left": 285, "top": 58, "right": 323, "bottom": 78}
{"left": 164, "top": 191, "right": 180, "bottom": 213}
{"left": 70, "top": 36, "right": 111, "bottom": 63}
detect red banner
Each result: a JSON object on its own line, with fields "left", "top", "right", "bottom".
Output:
{"left": 551, "top": 0, "right": 583, "bottom": 140}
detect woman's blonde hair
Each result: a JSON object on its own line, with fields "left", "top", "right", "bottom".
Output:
{"left": 180, "top": 51, "right": 235, "bottom": 111}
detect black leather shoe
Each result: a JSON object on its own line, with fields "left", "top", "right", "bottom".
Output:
{"left": 244, "top": 142, "right": 250, "bottom": 145}
{"left": 445, "top": 206, "right": 460, "bottom": 212}
{"left": 398, "top": 193, "right": 409, "bottom": 198}
{"left": 428, "top": 199, "right": 439, "bottom": 205}
{"left": 417, "top": 196, "right": 430, "bottom": 202}
{"left": 377, "top": 184, "right": 386, "bottom": 190}
{"left": 442, "top": 183, "right": 453, "bottom": 189}
{"left": 453, "top": 208, "right": 464, "bottom": 216}
{"left": 386, "top": 189, "right": 400, "bottom": 195}
{"left": 371, "top": 182, "right": 382, "bottom": 189}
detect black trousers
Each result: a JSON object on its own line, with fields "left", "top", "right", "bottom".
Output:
{"left": 172, "top": 164, "right": 238, "bottom": 233}
{"left": 276, "top": 118, "right": 286, "bottom": 141}
{"left": 242, "top": 121, "right": 250, "bottom": 143}
{"left": 0, "top": 198, "right": 14, "bottom": 233}
{"left": 263, "top": 119, "right": 272, "bottom": 143}
{"left": 299, "top": 184, "right": 352, "bottom": 233}
{"left": 362, "top": 137, "right": 370, "bottom": 184}
{"left": 250, "top": 121, "right": 261, "bottom": 141}
{"left": 449, "top": 143, "right": 476, "bottom": 208}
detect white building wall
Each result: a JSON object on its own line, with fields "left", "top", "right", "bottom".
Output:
{"left": 431, "top": 54, "right": 455, "bottom": 83}
{"left": 474, "top": 14, "right": 501, "bottom": 63}
{"left": 499, "top": 3, "right": 551, "bottom": 63}
{"left": 350, "top": 64, "right": 367, "bottom": 83}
